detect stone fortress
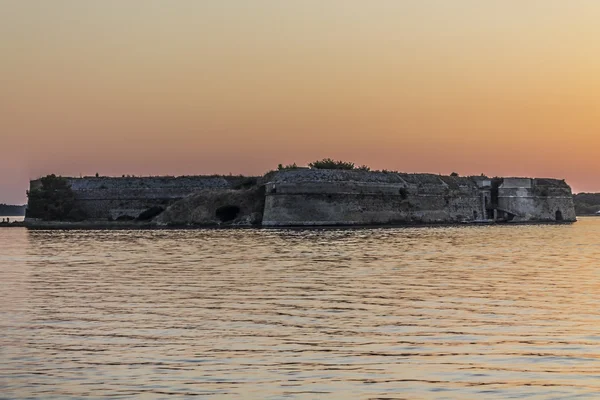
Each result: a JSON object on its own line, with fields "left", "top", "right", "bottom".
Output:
{"left": 262, "top": 170, "right": 576, "bottom": 225}
{"left": 26, "top": 169, "right": 576, "bottom": 227}
{"left": 28, "top": 176, "right": 249, "bottom": 221}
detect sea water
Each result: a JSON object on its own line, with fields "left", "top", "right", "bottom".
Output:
{"left": 2, "top": 219, "right": 600, "bottom": 399}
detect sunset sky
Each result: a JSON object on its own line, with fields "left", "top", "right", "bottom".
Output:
{"left": 2, "top": 1, "right": 600, "bottom": 204}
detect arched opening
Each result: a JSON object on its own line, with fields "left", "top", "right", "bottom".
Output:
{"left": 473, "top": 210, "right": 478, "bottom": 220}
{"left": 215, "top": 205, "right": 240, "bottom": 223}
{"left": 137, "top": 206, "right": 164, "bottom": 221}
{"left": 555, "top": 210, "right": 564, "bottom": 221}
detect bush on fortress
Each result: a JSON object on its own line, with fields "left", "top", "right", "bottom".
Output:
{"left": 27, "top": 175, "right": 87, "bottom": 221}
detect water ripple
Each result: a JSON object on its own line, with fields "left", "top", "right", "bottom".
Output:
{"left": 2, "top": 219, "right": 600, "bottom": 398}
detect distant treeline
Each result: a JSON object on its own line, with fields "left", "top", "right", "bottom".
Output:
{"left": 0, "top": 204, "right": 26, "bottom": 216}
{"left": 573, "top": 193, "right": 600, "bottom": 215}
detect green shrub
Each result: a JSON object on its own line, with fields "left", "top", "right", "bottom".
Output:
{"left": 26, "top": 175, "right": 87, "bottom": 221}
{"left": 308, "top": 158, "right": 356, "bottom": 170}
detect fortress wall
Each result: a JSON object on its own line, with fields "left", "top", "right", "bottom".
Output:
{"left": 270, "top": 181, "right": 405, "bottom": 195}
{"left": 262, "top": 170, "right": 484, "bottom": 226}
{"left": 27, "top": 171, "right": 577, "bottom": 226}
{"left": 154, "top": 187, "right": 265, "bottom": 226}
{"left": 263, "top": 192, "right": 482, "bottom": 226}
{"left": 498, "top": 178, "right": 576, "bottom": 222}
{"left": 66, "top": 176, "right": 234, "bottom": 191}
{"left": 72, "top": 198, "right": 173, "bottom": 220}
{"left": 29, "top": 176, "right": 240, "bottom": 220}
{"left": 71, "top": 187, "right": 210, "bottom": 200}
{"left": 64, "top": 177, "right": 236, "bottom": 219}
{"left": 544, "top": 196, "right": 577, "bottom": 221}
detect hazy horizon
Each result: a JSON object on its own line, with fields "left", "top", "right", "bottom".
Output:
{"left": 3, "top": 0, "right": 600, "bottom": 204}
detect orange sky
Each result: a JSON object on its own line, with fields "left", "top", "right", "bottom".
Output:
{"left": 2, "top": 1, "right": 600, "bottom": 203}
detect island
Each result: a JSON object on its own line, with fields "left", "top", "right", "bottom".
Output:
{"left": 0, "top": 204, "right": 26, "bottom": 216}
{"left": 24, "top": 160, "right": 577, "bottom": 229}
{"left": 573, "top": 193, "right": 600, "bottom": 216}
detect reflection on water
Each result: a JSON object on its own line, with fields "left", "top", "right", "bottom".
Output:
{"left": 2, "top": 219, "right": 600, "bottom": 399}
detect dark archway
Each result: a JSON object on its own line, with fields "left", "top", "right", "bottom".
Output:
{"left": 216, "top": 205, "right": 241, "bottom": 223}
{"left": 473, "top": 210, "right": 478, "bottom": 220}
{"left": 137, "top": 206, "right": 165, "bottom": 221}
{"left": 555, "top": 210, "right": 564, "bottom": 221}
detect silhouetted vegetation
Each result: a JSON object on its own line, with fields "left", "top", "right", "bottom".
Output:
{"left": 450, "top": 172, "right": 459, "bottom": 177}
{"left": 277, "top": 163, "right": 300, "bottom": 171}
{"left": 308, "top": 158, "right": 356, "bottom": 170}
{"left": 26, "top": 175, "right": 87, "bottom": 221}
{"left": 573, "top": 193, "right": 600, "bottom": 215}
{"left": 270, "top": 160, "right": 401, "bottom": 173}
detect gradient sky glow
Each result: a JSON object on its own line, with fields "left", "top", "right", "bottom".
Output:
{"left": 2, "top": 0, "right": 600, "bottom": 203}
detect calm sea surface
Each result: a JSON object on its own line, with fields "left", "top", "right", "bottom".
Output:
{"left": 0, "top": 215, "right": 24, "bottom": 222}
{"left": 2, "top": 218, "right": 600, "bottom": 399}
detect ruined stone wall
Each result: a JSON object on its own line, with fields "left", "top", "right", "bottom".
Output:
{"left": 28, "top": 176, "right": 246, "bottom": 220}
{"left": 498, "top": 178, "right": 576, "bottom": 222}
{"left": 262, "top": 170, "right": 484, "bottom": 226}
{"left": 27, "top": 171, "right": 577, "bottom": 226}
{"left": 155, "top": 187, "right": 265, "bottom": 226}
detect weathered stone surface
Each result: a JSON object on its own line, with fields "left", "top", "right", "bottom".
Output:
{"left": 25, "top": 171, "right": 576, "bottom": 228}
{"left": 498, "top": 178, "right": 576, "bottom": 222}
{"left": 262, "top": 171, "right": 576, "bottom": 226}
{"left": 28, "top": 176, "right": 257, "bottom": 221}
{"left": 154, "top": 187, "right": 265, "bottom": 226}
